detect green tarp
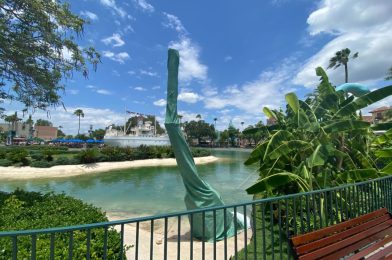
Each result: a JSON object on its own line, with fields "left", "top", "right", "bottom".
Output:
{"left": 164, "top": 49, "right": 244, "bottom": 241}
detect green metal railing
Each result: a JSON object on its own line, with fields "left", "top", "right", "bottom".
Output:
{"left": 1, "top": 175, "right": 391, "bottom": 259}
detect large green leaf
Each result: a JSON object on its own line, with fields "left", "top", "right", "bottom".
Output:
{"left": 335, "top": 85, "right": 392, "bottom": 117}
{"left": 246, "top": 172, "right": 310, "bottom": 194}
{"left": 244, "top": 141, "right": 268, "bottom": 165}
{"left": 323, "top": 119, "right": 370, "bottom": 133}
{"left": 263, "top": 130, "right": 292, "bottom": 161}
{"left": 263, "top": 107, "right": 277, "bottom": 120}
{"left": 375, "top": 148, "right": 392, "bottom": 158}
{"left": 339, "top": 169, "right": 379, "bottom": 182}
{"left": 381, "top": 162, "right": 392, "bottom": 174}
{"left": 307, "top": 144, "right": 325, "bottom": 168}
{"left": 286, "top": 92, "right": 300, "bottom": 113}
{"left": 268, "top": 140, "right": 311, "bottom": 159}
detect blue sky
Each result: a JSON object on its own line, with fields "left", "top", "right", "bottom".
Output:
{"left": 2, "top": 0, "right": 392, "bottom": 135}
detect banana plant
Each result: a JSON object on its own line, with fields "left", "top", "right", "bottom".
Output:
{"left": 246, "top": 67, "right": 392, "bottom": 197}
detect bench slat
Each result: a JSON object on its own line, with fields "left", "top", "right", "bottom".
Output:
{"left": 347, "top": 236, "right": 392, "bottom": 260}
{"left": 296, "top": 214, "right": 391, "bottom": 255}
{"left": 299, "top": 220, "right": 392, "bottom": 260}
{"left": 366, "top": 241, "right": 392, "bottom": 260}
{"left": 292, "top": 208, "right": 388, "bottom": 247}
{"left": 322, "top": 227, "right": 392, "bottom": 260}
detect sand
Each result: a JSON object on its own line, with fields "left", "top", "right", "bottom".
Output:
{"left": 107, "top": 212, "right": 252, "bottom": 260}
{"left": 0, "top": 156, "right": 219, "bottom": 180}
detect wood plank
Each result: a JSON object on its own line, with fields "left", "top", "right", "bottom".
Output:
{"left": 298, "top": 220, "right": 392, "bottom": 260}
{"left": 366, "top": 242, "right": 392, "bottom": 260}
{"left": 321, "top": 227, "right": 392, "bottom": 260}
{"left": 296, "top": 214, "right": 391, "bottom": 255}
{"left": 291, "top": 208, "right": 388, "bottom": 246}
{"left": 347, "top": 236, "right": 392, "bottom": 260}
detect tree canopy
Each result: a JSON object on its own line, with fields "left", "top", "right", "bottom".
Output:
{"left": 0, "top": 0, "right": 100, "bottom": 112}
{"left": 35, "top": 119, "right": 52, "bottom": 126}
{"left": 184, "top": 120, "right": 216, "bottom": 143}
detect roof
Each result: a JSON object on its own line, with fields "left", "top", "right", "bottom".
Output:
{"left": 370, "top": 106, "right": 391, "bottom": 113}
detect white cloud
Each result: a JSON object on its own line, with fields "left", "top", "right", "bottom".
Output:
{"left": 294, "top": 0, "right": 392, "bottom": 88}
{"left": 80, "top": 11, "right": 98, "bottom": 21}
{"left": 102, "top": 51, "right": 130, "bottom": 63}
{"left": 153, "top": 99, "right": 166, "bottom": 107}
{"left": 128, "top": 70, "right": 136, "bottom": 75}
{"left": 86, "top": 85, "right": 112, "bottom": 95}
{"left": 178, "top": 92, "right": 203, "bottom": 104}
{"left": 15, "top": 106, "right": 125, "bottom": 135}
{"left": 152, "top": 85, "right": 160, "bottom": 90}
{"left": 134, "top": 0, "right": 154, "bottom": 13}
{"left": 101, "top": 33, "right": 125, "bottom": 47}
{"left": 67, "top": 89, "right": 79, "bottom": 95}
{"left": 169, "top": 38, "right": 208, "bottom": 83}
{"left": 140, "top": 69, "right": 158, "bottom": 77}
{"left": 134, "top": 86, "right": 146, "bottom": 91}
{"left": 162, "top": 12, "right": 187, "bottom": 35}
{"left": 224, "top": 56, "right": 233, "bottom": 62}
{"left": 96, "top": 89, "right": 112, "bottom": 95}
{"left": 204, "top": 59, "right": 297, "bottom": 117}
{"left": 100, "top": 0, "right": 128, "bottom": 18}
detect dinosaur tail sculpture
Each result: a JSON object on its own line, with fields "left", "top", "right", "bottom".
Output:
{"left": 164, "top": 49, "right": 244, "bottom": 241}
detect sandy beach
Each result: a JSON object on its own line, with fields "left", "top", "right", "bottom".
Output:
{"left": 0, "top": 156, "right": 219, "bottom": 180}
{"left": 107, "top": 211, "right": 252, "bottom": 260}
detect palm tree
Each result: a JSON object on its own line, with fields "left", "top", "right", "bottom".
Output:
{"left": 386, "top": 66, "right": 392, "bottom": 80}
{"left": 73, "top": 109, "right": 84, "bottom": 135}
{"left": 327, "top": 48, "right": 358, "bottom": 83}
{"left": 213, "top": 118, "right": 217, "bottom": 128}
{"left": 25, "top": 115, "right": 34, "bottom": 138}
{"left": 196, "top": 114, "right": 202, "bottom": 121}
{"left": 241, "top": 121, "right": 244, "bottom": 130}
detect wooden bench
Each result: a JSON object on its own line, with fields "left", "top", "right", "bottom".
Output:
{"left": 290, "top": 208, "right": 392, "bottom": 260}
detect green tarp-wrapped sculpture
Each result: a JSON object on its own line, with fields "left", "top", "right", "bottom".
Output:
{"left": 164, "top": 49, "right": 244, "bottom": 241}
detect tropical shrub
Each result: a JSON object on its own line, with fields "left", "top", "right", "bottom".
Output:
{"left": 245, "top": 68, "right": 392, "bottom": 197}
{"left": 0, "top": 159, "right": 13, "bottom": 167}
{"left": 238, "top": 68, "right": 392, "bottom": 259}
{"left": 6, "top": 148, "right": 30, "bottom": 166}
{"left": 30, "top": 160, "right": 53, "bottom": 168}
{"left": 0, "top": 190, "right": 126, "bottom": 259}
{"left": 77, "top": 148, "right": 100, "bottom": 164}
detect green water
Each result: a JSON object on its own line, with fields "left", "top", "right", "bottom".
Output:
{"left": 0, "top": 149, "right": 258, "bottom": 216}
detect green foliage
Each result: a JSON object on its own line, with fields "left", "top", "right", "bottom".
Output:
{"left": 30, "top": 160, "right": 53, "bottom": 168}
{"left": 0, "top": 190, "right": 125, "bottom": 259}
{"left": 77, "top": 148, "right": 99, "bottom": 164}
{"left": 6, "top": 148, "right": 29, "bottom": 166}
{"left": 0, "top": 159, "right": 12, "bottom": 166}
{"left": 91, "top": 128, "right": 106, "bottom": 140}
{"left": 184, "top": 120, "right": 217, "bottom": 143}
{"left": 35, "top": 119, "right": 52, "bottom": 126}
{"left": 0, "top": 0, "right": 100, "bottom": 111}
{"left": 246, "top": 67, "right": 392, "bottom": 197}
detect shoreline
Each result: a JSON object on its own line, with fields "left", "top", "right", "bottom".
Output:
{"left": 0, "top": 156, "right": 219, "bottom": 180}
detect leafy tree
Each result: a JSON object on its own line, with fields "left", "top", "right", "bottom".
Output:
{"left": 196, "top": 114, "right": 202, "bottom": 121}
{"left": 0, "top": 0, "right": 100, "bottom": 111}
{"left": 327, "top": 48, "right": 358, "bottom": 83}
{"left": 73, "top": 109, "right": 84, "bottom": 135}
{"left": 3, "top": 112, "right": 21, "bottom": 130}
{"left": 57, "top": 129, "right": 66, "bottom": 138}
{"left": 35, "top": 119, "right": 52, "bottom": 126}
{"left": 386, "top": 66, "right": 392, "bottom": 80}
{"left": 184, "top": 120, "right": 216, "bottom": 144}
{"left": 91, "top": 128, "right": 106, "bottom": 140}
{"left": 219, "top": 125, "right": 240, "bottom": 147}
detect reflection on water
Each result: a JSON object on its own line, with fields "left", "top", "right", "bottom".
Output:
{"left": 0, "top": 149, "right": 258, "bottom": 216}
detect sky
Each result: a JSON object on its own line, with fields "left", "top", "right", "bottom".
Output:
{"left": 2, "top": 0, "right": 392, "bottom": 135}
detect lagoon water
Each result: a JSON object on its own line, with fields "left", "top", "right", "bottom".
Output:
{"left": 0, "top": 149, "right": 259, "bottom": 216}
